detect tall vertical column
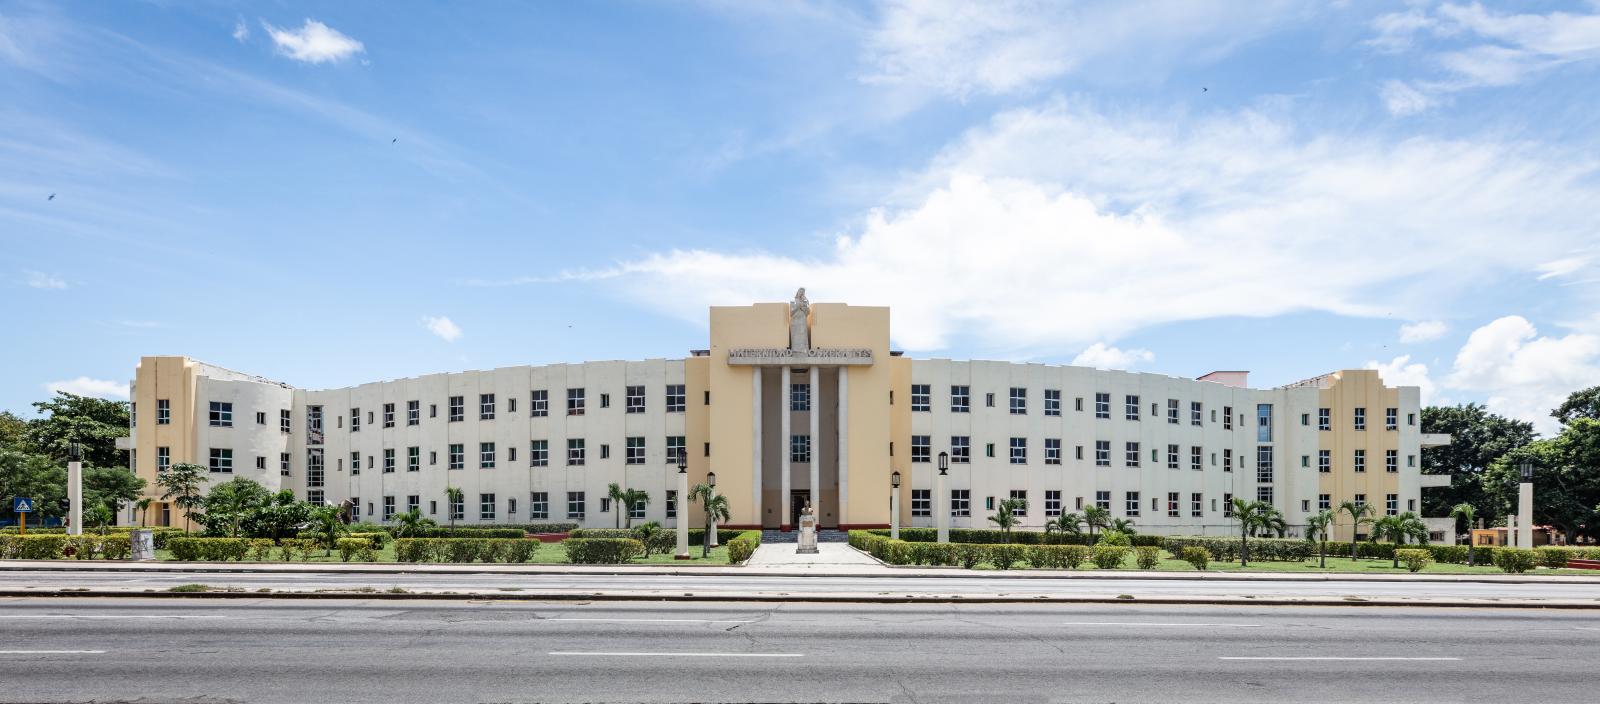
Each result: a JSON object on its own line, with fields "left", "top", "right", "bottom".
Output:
{"left": 781, "top": 366, "right": 792, "bottom": 530}
{"left": 675, "top": 467, "right": 690, "bottom": 559}
{"left": 1518, "top": 482, "right": 1533, "bottom": 549}
{"left": 751, "top": 367, "right": 762, "bottom": 526}
{"left": 68, "top": 459, "right": 83, "bottom": 536}
{"left": 838, "top": 368, "right": 849, "bottom": 529}
{"left": 809, "top": 366, "right": 820, "bottom": 526}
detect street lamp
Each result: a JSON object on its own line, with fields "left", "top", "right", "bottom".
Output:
{"left": 707, "top": 471, "right": 716, "bottom": 488}
{"left": 66, "top": 442, "right": 83, "bottom": 536}
{"left": 935, "top": 451, "right": 949, "bottom": 544}
{"left": 890, "top": 470, "right": 902, "bottom": 540}
{"left": 675, "top": 461, "right": 690, "bottom": 559}
{"left": 1516, "top": 462, "right": 1535, "bottom": 548}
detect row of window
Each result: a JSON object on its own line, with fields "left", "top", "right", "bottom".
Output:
{"left": 903, "top": 386, "right": 1416, "bottom": 431}
{"left": 907, "top": 489, "right": 1415, "bottom": 518}
{"left": 904, "top": 436, "right": 1412, "bottom": 475}
{"left": 338, "top": 437, "right": 692, "bottom": 473}
{"left": 349, "top": 490, "right": 681, "bottom": 522}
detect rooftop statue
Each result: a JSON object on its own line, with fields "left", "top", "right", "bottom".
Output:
{"left": 790, "top": 287, "right": 810, "bottom": 351}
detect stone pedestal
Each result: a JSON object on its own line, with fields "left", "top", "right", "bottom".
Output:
{"left": 797, "top": 513, "right": 818, "bottom": 554}
{"left": 130, "top": 529, "right": 155, "bottom": 561}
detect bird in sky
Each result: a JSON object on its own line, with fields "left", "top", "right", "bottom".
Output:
{"left": 47, "top": 193, "right": 55, "bottom": 200}
{"left": 391, "top": 138, "right": 398, "bottom": 144}
{"left": 1202, "top": 87, "right": 1208, "bottom": 92}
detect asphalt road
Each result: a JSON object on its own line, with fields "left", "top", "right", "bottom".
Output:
{"left": 2, "top": 568, "right": 1599, "bottom": 602}
{"left": 0, "top": 598, "right": 1595, "bottom": 703}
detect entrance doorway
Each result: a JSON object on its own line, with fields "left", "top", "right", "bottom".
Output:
{"left": 790, "top": 490, "right": 810, "bottom": 530}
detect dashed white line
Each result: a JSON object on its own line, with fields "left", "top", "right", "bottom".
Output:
{"left": 0, "top": 615, "right": 227, "bottom": 620}
{"left": 544, "top": 618, "right": 754, "bottom": 624}
{"left": 549, "top": 652, "right": 802, "bottom": 658}
{"left": 0, "top": 650, "right": 106, "bottom": 654}
{"left": 1063, "top": 622, "right": 1264, "bottom": 628}
{"left": 1220, "top": 657, "right": 1460, "bottom": 661}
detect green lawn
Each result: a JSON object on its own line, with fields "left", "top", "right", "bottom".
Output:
{"left": 150, "top": 543, "right": 732, "bottom": 565}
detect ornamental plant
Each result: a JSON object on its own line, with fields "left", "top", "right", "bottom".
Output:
{"left": 1180, "top": 546, "right": 1210, "bottom": 571}
{"left": 1395, "top": 548, "right": 1432, "bottom": 573}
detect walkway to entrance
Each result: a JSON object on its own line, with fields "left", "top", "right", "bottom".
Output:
{"left": 746, "top": 541, "right": 879, "bottom": 570}
{"left": 760, "top": 529, "right": 849, "bottom": 544}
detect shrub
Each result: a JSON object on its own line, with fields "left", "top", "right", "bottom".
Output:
{"left": 167, "top": 537, "right": 249, "bottom": 561}
{"left": 1025, "top": 545, "right": 1055, "bottom": 569}
{"left": 502, "top": 539, "right": 539, "bottom": 563}
{"left": 278, "top": 539, "right": 313, "bottom": 562}
{"left": 394, "top": 538, "right": 432, "bottom": 562}
{"left": 1395, "top": 549, "right": 1432, "bottom": 573}
{"left": 1163, "top": 536, "right": 1312, "bottom": 563}
{"left": 248, "top": 539, "right": 275, "bottom": 562}
{"left": 1097, "top": 531, "right": 1132, "bottom": 547}
{"left": 98, "top": 535, "right": 132, "bottom": 560}
{"left": 915, "top": 542, "right": 959, "bottom": 567}
{"left": 1024, "top": 544, "right": 1087, "bottom": 569}
{"left": 564, "top": 538, "right": 644, "bottom": 564}
{"left": 1535, "top": 547, "right": 1569, "bottom": 569}
{"left": 1091, "top": 545, "right": 1128, "bottom": 570}
{"left": 400, "top": 527, "right": 526, "bottom": 539}
{"left": 866, "top": 527, "right": 1163, "bottom": 548}
{"left": 336, "top": 538, "right": 378, "bottom": 562}
{"left": 1494, "top": 548, "right": 1537, "bottom": 574}
{"left": 727, "top": 531, "right": 761, "bottom": 564}
{"left": 1356, "top": 542, "right": 1397, "bottom": 560}
{"left": 444, "top": 539, "right": 486, "bottom": 563}
{"left": 1135, "top": 546, "right": 1161, "bottom": 570}
{"left": 1060, "top": 545, "right": 1091, "bottom": 569}
{"left": 1180, "top": 546, "right": 1210, "bottom": 571}
{"left": 955, "top": 543, "right": 986, "bottom": 569}
{"left": 988, "top": 544, "right": 1026, "bottom": 570}
{"left": 0, "top": 535, "right": 66, "bottom": 560}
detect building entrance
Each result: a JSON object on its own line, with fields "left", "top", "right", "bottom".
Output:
{"left": 790, "top": 490, "right": 810, "bottom": 531}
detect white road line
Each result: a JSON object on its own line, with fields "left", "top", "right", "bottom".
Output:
{"left": 1063, "top": 622, "right": 1263, "bottom": 628}
{"left": 0, "top": 615, "right": 227, "bottom": 620}
{"left": 544, "top": 618, "right": 755, "bottom": 624}
{"left": 0, "top": 650, "right": 106, "bottom": 654}
{"left": 1220, "top": 657, "right": 1461, "bottom": 661}
{"left": 549, "top": 652, "right": 802, "bottom": 658}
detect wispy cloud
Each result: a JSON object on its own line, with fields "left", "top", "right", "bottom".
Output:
{"left": 232, "top": 20, "right": 250, "bottom": 43}
{"left": 262, "top": 19, "right": 364, "bottom": 64}
{"left": 1071, "top": 343, "right": 1154, "bottom": 370}
{"left": 44, "top": 377, "right": 128, "bottom": 400}
{"left": 421, "top": 315, "right": 462, "bottom": 342}
{"left": 1398, "top": 320, "right": 1448, "bottom": 343}
{"left": 23, "top": 270, "right": 66, "bottom": 289}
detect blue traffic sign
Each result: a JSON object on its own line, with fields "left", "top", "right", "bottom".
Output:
{"left": 12, "top": 497, "right": 33, "bottom": 513}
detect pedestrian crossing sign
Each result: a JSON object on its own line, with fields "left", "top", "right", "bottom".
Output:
{"left": 12, "top": 497, "right": 32, "bottom": 513}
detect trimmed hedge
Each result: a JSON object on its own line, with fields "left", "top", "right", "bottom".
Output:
{"left": 0, "top": 534, "right": 137, "bottom": 560}
{"left": 1535, "top": 547, "right": 1569, "bottom": 569}
{"left": 1091, "top": 545, "right": 1128, "bottom": 569}
{"left": 1494, "top": 548, "right": 1538, "bottom": 574}
{"left": 851, "top": 532, "right": 1101, "bottom": 570}
{"left": 336, "top": 537, "right": 378, "bottom": 562}
{"left": 1162, "top": 536, "right": 1313, "bottom": 563}
{"left": 393, "top": 538, "right": 541, "bottom": 563}
{"left": 868, "top": 527, "right": 1163, "bottom": 548}
{"left": 1395, "top": 549, "right": 1432, "bottom": 573}
{"left": 168, "top": 537, "right": 252, "bottom": 561}
{"left": 727, "top": 530, "right": 761, "bottom": 564}
{"left": 1180, "top": 546, "right": 1210, "bottom": 571}
{"left": 1135, "top": 546, "right": 1161, "bottom": 570}
{"left": 1, "top": 526, "right": 185, "bottom": 549}
{"left": 570, "top": 528, "right": 740, "bottom": 546}
{"left": 563, "top": 538, "right": 644, "bottom": 564}
{"left": 395, "top": 527, "right": 527, "bottom": 539}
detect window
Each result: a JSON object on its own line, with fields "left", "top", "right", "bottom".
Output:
{"left": 1124, "top": 395, "right": 1140, "bottom": 421}
{"left": 349, "top": 407, "right": 361, "bottom": 432}
{"left": 1009, "top": 387, "right": 1027, "bottom": 414}
{"left": 1095, "top": 491, "right": 1111, "bottom": 510}
{"left": 567, "top": 492, "right": 586, "bottom": 519}
{"left": 253, "top": 411, "right": 265, "bottom": 426}
{"left": 469, "top": 493, "right": 491, "bottom": 520}
{"left": 985, "top": 392, "right": 995, "bottom": 408}
{"left": 406, "top": 400, "right": 419, "bottom": 426}
{"left": 567, "top": 439, "right": 586, "bottom": 466}
{"left": 208, "top": 448, "right": 233, "bottom": 473}
{"left": 1092, "top": 440, "right": 1109, "bottom": 466}
{"left": 629, "top": 494, "right": 647, "bottom": 520}
{"left": 665, "top": 384, "right": 686, "bottom": 412}
{"left": 951, "top": 490, "right": 971, "bottom": 517}
{"left": 1382, "top": 407, "right": 1398, "bottom": 430}
{"left": 1191, "top": 446, "right": 1202, "bottom": 471}
{"left": 1256, "top": 446, "right": 1274, "bottom": 484}
{"left": 1009, "top": 437, "right": 1027, "bottom": 464}
{"left": 1355, "top": 493, "right": 1366, "bottom": 508}
{"left": 254, "top": 455, "right": 266, "bottom": 470}
{"left": 1223, "top": 493, "right": 1234, "bottom": 517}
{"left": 950, "top": 386, "right": 970, "bottom": 413}
{"left": 1354, "top": 449, "right": 1366, "bottom": 473}
{"left": 951, "top": 436, "right": 971, "bottom": 463}
{"left": 156, "top": 447, "right": 171, "bottom": 473}
{"left": 1318, "top": 450, "right": 1331, "bottom": 473}
{"left": 383, "top": 448, "right": 396, "bottom": 473}
{"left": 1257, "top": 404, "right": 1273, "bottom": 442}
{"left": 1318, "top": 408, "right": 1331, "bottom": 431}
{"left": 1319, "top": 493, "right": 1331, "bottom": 510}
{"left": 665, "top": 490, "right": 677, "bottom": 519}
{"left": 1125, "top": 491, "right": 1140, "bottom": 517}
{"left": 521, "top": 439, "right": 546, "bottom": 467}
{"left": 400, "top": 446, "right": 417, "bottom": 473}
{"left": 911, "top": 384, "right": 930, "bottom": 412}
{"left": 1386, "top": 493, "right": 1398, "bottom": 516}
{"left": 1408, "top": 412, "right": 1416, "bottom": 426}
{"left": 442, "top": 493, "right": 462, "bottom": 520}
{"left": 567, "top": 388, "right": 585, "bottom": 416}
{"left": 1408, "top": 454, "right": 1416, "bottom": 468}
{"left": 526, "top": 389, "right": 548, "bottom": 417}
{"left": 1045, "top": 490, "right": 1062, "bottom": 517}
{"left": 1168, "top": 492, "right": 1180, "bottom": 517}
{"left": 791, "top": 383, "right": 810, "bottom": 411}
{"left": 1223, "top": 405, "right": 1232, "bottom": 430}
{"left": 1074, "top": 397, "right": 1083, "bottom": 412}
{"left": 1223, "top": 448, "right": 1233, "bottom": 472}
{"left": 1191, "top": 401, "right": 1203, "bottom": 426}
{"left": 660, "top": 435, "right": 684, "bottom": 465}
{"left": 407, "top": 495, "right": 420, "bottom": 515}
{"left": 1166, "top": 399, "right": 1179, "bottom": 424}
{"left": 1166, "top": 444, "right": 1179, "bottom": 470}
{"left": 530, "top": 492, "right": 549, "bottom": 520}
{"left": 1300, "top": 413, "right": 1309, "bottom": 427}
{"left": 1035, "top": 438, "right": 1058, "bottom": 465}
{"left": 1192, "top": 492, "right": 1204, "bottom": 518}
{"left": 600, "top": 393, "right": 611, "bottom": 409}
{"left": 791, "top": 434, "right": 811, "bottom": 463}
{"left": 1256, "top": 486, "right": 1273, "bottom": 504}
{"left": 1125, "top": 442, "right": 1140, "bottom": 467}
{"left": 1385, "top": 449, "right": 1398, "bottom": 473}
{"left": 1354, "top": 407, "right": 1366, "bottom": 431}
{"left": 379, "top": 402, "right": 393, "bottom": 428}
{"left": 448, "top": 444, "right": 465, "bottom": 470}
{"left": 349, "top": 451, "right": 360, "bottom": 475}
{"left": 383, "top": 496, "right": 396, "bottom": 521}
{"left": 157, "top": 399, "right": 171, "bottom": 424}
{"left": 1045, "top": 389, "right": 1063, "bottom": 417}
{"left": 911, "top": 435, "right": 931, "bottom": 463}
{"left": 623, "top": 385, "right": 645, "bottom": 414}
{"left": 1009, "top": 490, "right": 1027, "bottom": 516}
{"left": 209, "top": 401, "right": 233, "bottom": 427}
{"left": 429, "top": 404, "right": 437, "bottom": 419}
{"left": 626, "top": 437, "right": 646, "bottom": 465}
{"left": 912, "top": 489, "right": 931, "bottom": 517}
{"left": 1302, "top": 499, "right": 1311, "bottom": 513}
{"left": 478, "top": 442, "right": 496, "bottom": 469}
{"left": 448, "top": 396, "right": 464, "bottom": 422}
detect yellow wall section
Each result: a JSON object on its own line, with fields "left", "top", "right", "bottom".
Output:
{"left": 132, "top": 356, "right": 199, "bottom": 526}
{"left": 890, "top": 354, "right": 913, "bottom": 528}
{"left": 809, "top": 303, "right": 892, "bottom": 528}
{"left": 1318, "top": 370, "right": 1401, "bottom": 542}
{"left": 706, "top": 304, "right": 788, "bottom": 527}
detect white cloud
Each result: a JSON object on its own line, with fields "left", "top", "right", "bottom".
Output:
{"left": 23, "top": 270, "right": 66, "bottom": 289}
{"left": 262, "top": 19, "right": 364, "bottom": 64}
{"left": 1365, "top": 355, "right": 1436, "bottom": 406}
{"left": 1536, "top": 255, "right": 1590, "bottom": 280}
{"left": 1071, "top": 343, "right": 1154, "bottom": 370}
{"left": 1380, "top": 79, "right": 1437, "bottom": 116}
{"left": 421, "top": 315, "right": 462, "bottom": 342}
{"left": 232, "top": 20, "right": 250, "bottom": 43}
{"left": 45, "top": 377, "right": 129, "bottom": 400}
{"left": 1399, "top": 320, "right": 1448, "bottom": 343}
{"left": 590, "top": 101, "right": 1600, "bottom": 355}
{"left": 1444, "top": 315, "right": 1600, "bottom": 435}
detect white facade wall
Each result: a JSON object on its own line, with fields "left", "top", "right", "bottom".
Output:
{"left": 193, "top": 375, "right": 294, "bottom": 493}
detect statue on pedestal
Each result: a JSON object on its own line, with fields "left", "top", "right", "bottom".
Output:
{"left": 789, "top": 287, "right": 810, "bottom": 351}
{"left": 797, "top": 502, "right": 818, "bottom": 554}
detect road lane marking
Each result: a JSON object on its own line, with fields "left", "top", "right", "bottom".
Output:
{"left": 545, "top": 618, "right": 755, "bottom": 624}
{"left": 1063, "top": 622, "right": 1263, "bottom": 628}
{"left": 549, "top": 652, "right": 801, "bottom": 658}
{"left": 0, "top": 615, "right": 227, "bottom": 620}
{"left": 1220, "top": 657, "right": 1460, "bottom": 661}
{"left": 0, "top": 650, "right": 106, "bottom": 654}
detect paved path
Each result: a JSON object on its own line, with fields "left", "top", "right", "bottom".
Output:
{"left": 0, "top": 598, "right": 1596, "bottom": 703}
{"left": 746, "top": 542, "right": 880, "bottom": 569}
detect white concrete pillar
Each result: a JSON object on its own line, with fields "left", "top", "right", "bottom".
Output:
{"left": 1518, "top": 482, "right": 1533, "bottom": 548}
{"left": 675, "top": 468, "right": 690, "bottom": 559}
{"left": 889, "top": 488, "right": 899, "bottom": 540}
{"left": 809, "top": 366, "right": 820, "bottom": 526}
{"left": 751, "top": 367, "right": 762, "bottom": 526}
{"left": 838, "top": 367, "right": 849, "bottom": 528}
{"left": 68, "top": 460, "right": 83, "bottom": 536}
{"left": 781, "top": 366, "right": 792, "bottom": 529}
{"left": 935, "top": 469, "right": 948, "bottom": 543}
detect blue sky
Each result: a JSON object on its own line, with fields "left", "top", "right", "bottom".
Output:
{"left": 3, "top": 1, "right": 1598, "bottom": 435}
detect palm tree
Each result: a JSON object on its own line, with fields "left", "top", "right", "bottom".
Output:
{"left": 135, "top": 498, "right": 152, "bottom": 528}
{"left": 635, "top": 521, "right": 662, "bottom": 557}
{"left": 619, "top": 488, "right": 650, "bottom": 529}
{"left": 1260, "top": 511, "right": 1287, "bottom": 539}
{"left": 1305, "top": 509, "right": 1336, "bottom": 568}
{"left": 86, "top": 505, "right": 113, "bottom": 535}
{"left": 608, "top": 483, "right": 627, "bottom": 529}
{"left": 1230, "top": 498, "right": 1276, "bottom": 567}
{"left": 156, "top": 462, "right": 206, "bottom": 532}
{"left": 392, "top": 508, "right": 436, "bottom": 538}
{"left": 1045, "top": 512, "right": 1083, "bottom": 542}
{"left": 1370, "top": 512, "right": 1429, "bottom": 569}
{"left": 1450, "top": 503, "right": 1478, "bottom": 566}
{"left": 308, "top": 505, "right": 345, "bottom": 556}
{"left": 689, "top": 483, "right": 729, "bottom": 558}
{"left": 1082, "top": 505, "right": 1110, "bottom": 542}
{"left": 1338, "top": 500, "right": 1375, "bottom": 560}
{"left": 1108, "top": 518, "right": 1137, "bottom": 535}
{"left": 987, "top": 498, "right": 1026, "bottom": 541}
{"left": 444, "top": 486, "right": 464, "bottom": 534}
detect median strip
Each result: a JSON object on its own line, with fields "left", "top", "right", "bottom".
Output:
{"left": 1219, "top": 656, "right": 1461, "bottom": 661}
{"left": 0, "top": 650, "right": 106, "bottom": 654}
{"left": 1063, "top": 621, "right": 1263, "bottom": 628}
{"left": 549, "top": 651, "right": 802, "bottom": 658}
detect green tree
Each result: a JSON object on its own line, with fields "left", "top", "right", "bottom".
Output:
{"left": 308, "top": 505, "right": 346, "bottom": 555}
{"left": 444, "top": 486, "right": 464, "bottom": 534}
{"left": 1552, "top": 386, "right": 1600, "bottom": 427}
{"left": 246, "top": 491, "right": 313, "bottom": 541}
{"left": 156, "top": 463, "right": 207, "bottom": 532}
{"left": 84, "top": 466, "right": 145, "bottom": 516}
{"left": 1420, "top": 404, "right": 1536, "bottom": 520}
{"left": 1449, "top": 503, "right": 1478, "bottom": 566}
{"left": 1339, "top": 499, "right": 1375, "bottom": 560}
{"left": 1108, "top": 517, "right": 1137, "bottom": 535}
{"left": 1305, "top": 508, "right": 1336, "bottom": 568}
{"left": 987, "top": 498, "right": 1026, "bottom": 541}
{"left": 1082, "top": 505, "right": 1110, "bottom": 541}
{"left": 198, "top": 477, "right": 270, "bottom": 538}
{"left": 635, "top": 521, "right": 663, "bottom": 557}
{"left": 0, "top": 410, "right": 28, "bottom": 451}
{"left": 26, "top": 393, "right": 130, "bottom": 468}
{"left": 391, "top": 508, "right": 436, "bottom": 538}
{"left": 1230, "top": 498, "right": 1278, "bottom": 566}
{"left": 134, "top": 497, "right": 153, "bottom": 527}
{"left": 1045, "top": 512, "right": 1082, "bottom": 539}
{"left": 688, "top": 483, "right": 729, "bottom": 558}
{"left": 608, "top": 483, "right": 627, "bottom": 529}
{"left": 607, "top": 484, "right": 650, "bottom": 529}
{"left": 1370, "top": 512, "right": 1429, "bottom": 569}
{"left": 1482, "top": 419, "right": 1600, "bottom": 543}
{"left": 0, "top": 449, "right": 66, "bottom": 523}
{"left": 85, "top": 504, "right": 113, "bottom": 535}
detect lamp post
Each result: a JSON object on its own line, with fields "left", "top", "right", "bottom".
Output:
{"left": 675, "top": 461, "right": 690, "bottom": 559}
{"left": 936, "top": 451, "right": 949, "bottom": 544}
{"left": 1517, "top": 462, "right": 1534, "bottom": 549}
{"left": 67, "top": 442, "right": 83, "bottom": 536}
{"left": 890, "top": 470, "right": 901, "bottom": 541}
{"left": 707, "top": 471, "right": 719, "bottom": 548}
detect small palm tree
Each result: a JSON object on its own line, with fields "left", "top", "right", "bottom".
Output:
{"left": 1305, "top": 509, "right": 1336, "bottom": 568}
{"left": 622, "top": 489, "right": 649, "bottom": 529}
{"left": 1261, "top": 512, "right": 1287, "bottom": 539}
{"left": 309, "top": 505, "right": 345, "bottom": 556}
{"left": 86, "top": 505, "right": 113, "bottom": 535}
{"left": 1338, "top": 500, "right": 1375, "bottom": 560}
{"left": 1449, "top": 503, "right": 1478, "bottom": 566}
{"left": 689, "top": 483, "right": 730, "bottom": 558}
{"left": 987, "top": 498, "right": 1027, "bottom": 542}
{"left": 608, "top": 483, "right": 627, "bottom": 529}
{"left": 1230, "top": 498, "right": 1276, "bottom": 566}
{"left": 1108, "top": 518, "right": 1137, "bottom": 535}
{"left": 444, "top": 486, "right": 464, "bottom": 534}
{"left": 1045, "top": 512, "right": 1083, "bottom": 542}
{"left": 1370, "top": 512, "right": 1429, "bottom": 569}
{"left": 635, "top": 521, "right": 662, "bottom": 557}
{"left": 135, "top": 498, "right": 153, "bottom": 527}
{"left": 392, "top": 509, "right": 436, "bottom": 538}
{"left": 1082, "top": 505, "right": 1110, "bottom": 542}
